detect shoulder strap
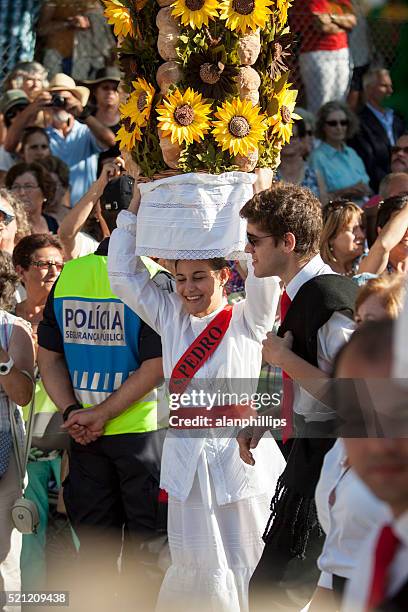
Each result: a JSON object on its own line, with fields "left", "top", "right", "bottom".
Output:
{"left": 169, "top": 305, "right": 233, "bottom": 395}
{"left": 9, "top": 370, "right": 35, "bottom": 489}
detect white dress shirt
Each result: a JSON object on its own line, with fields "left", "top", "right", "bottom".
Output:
{"left": 285, "top": 254, "right": 356, "bottom": 422}
{"left": 315, "top": 440, "right": 390, "bottom": 588}
{"left": 342, "top": 510, "right": 408, "bottom": 611}
{"left": 108, "top": 210, "right": 286, "bottom": 503}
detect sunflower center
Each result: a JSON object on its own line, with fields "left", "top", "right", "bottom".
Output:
{"left": 174, "top": 104, "right": 195, "bottom": 126}
{"left": 229, "top": 116, "right": 251, "bottom": 138}
{"left": 281, "top": 105, "right": 291, "bottom": 124}
{"left": 185, "top": 0, "right": 205, "bottom": 10}
{"left": 199, "top": 62, "right": 223, "bottom": 85}
{"left": 232, "top": 0, "right": 255, "bottom": 15}
{"left": 137, "top": 92, "right": 147, "bottom": 112}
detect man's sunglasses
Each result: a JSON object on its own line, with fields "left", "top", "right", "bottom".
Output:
{"left": 391, "top": 145, "right": 408, "bottom": 155}
{"left": 0, "top": 210, "right": 15, "bottom": 226}
{"left": 246, "top": 233, "right": 275, "bottom": 247}
{"left": 325, "top": 119, "right": 349, "bottom": 127}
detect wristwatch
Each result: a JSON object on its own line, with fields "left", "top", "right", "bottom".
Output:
{"left": 0, "top": 356, "right": 14, "bottom": 376}
{"left": 63, "top": 403, "right": 82, "bottom": 422}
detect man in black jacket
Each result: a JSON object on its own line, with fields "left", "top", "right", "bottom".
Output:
{"left": 349, "top": 68, "right": 406, "bottom": 193}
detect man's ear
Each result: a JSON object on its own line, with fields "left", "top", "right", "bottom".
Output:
{"left": 282, "top": 232, "right": 296, "bottom": 253}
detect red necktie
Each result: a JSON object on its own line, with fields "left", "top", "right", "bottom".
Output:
{"left": 280, "top": 290, "right": 293, "bottom": 442}
{"left": 366, "top": 524, "right": 400, "bottom": 610}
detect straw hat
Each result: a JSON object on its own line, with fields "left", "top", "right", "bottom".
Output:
{"left": 47, "top": 73, "right": 90, "bottom": 107}
{"left": 81, "top": 66, "right": 121, "bottom": 86}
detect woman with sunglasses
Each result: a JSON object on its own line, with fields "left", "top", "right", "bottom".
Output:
{"left": 0, "top": 188, "right": 30, "bottom": 256}
{"left": 5, "top": 162, "right": 58, "bottom": 234}
{"left": 310, "top": 101, "right": 371, "bottom": 204}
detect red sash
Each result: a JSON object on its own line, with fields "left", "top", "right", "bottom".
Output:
{"left": 169, "top": 304, "right": 233, "bottom": 395}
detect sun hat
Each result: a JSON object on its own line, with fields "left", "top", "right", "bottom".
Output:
{"left": 47, "top": 73, "right": 90, "bottom": 107}
{"left": 0, "top": 89, "right": 29, "bottom": 115}
{"left": 81, "top": 66, "right": 121, "bottom": 86}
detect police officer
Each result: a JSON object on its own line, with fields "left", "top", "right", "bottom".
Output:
{"left": 37, "top": 166, "right": 169, "bottom": 611}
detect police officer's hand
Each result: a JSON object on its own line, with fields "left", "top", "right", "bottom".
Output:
{"left": 62, "top": 407, "right": 107, "bottom": 444}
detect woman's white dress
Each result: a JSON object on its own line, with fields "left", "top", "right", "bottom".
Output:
{"left": 108, "top": 210, "right": 286, "bottom": 611}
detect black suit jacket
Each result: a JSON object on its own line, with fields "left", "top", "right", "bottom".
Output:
{"left": 348, "top": 105, "right": 406, "bottom": 192}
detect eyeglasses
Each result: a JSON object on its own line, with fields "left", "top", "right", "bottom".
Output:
{"left": 11, "top": 184, "right": 40, "bottom": 192}
{"left": 0, "top": 210, "right": 15, "bottom": 226}
{"left": 30, "top": 260, "right": 64, "bottom": 271}
{"left": 391, "top": 145, "right": 408, "bottom": 155}
{"left": 246, "top": 233, "right": 275, "bottom": 247}
{"left": 325, "top": 120, "right": 349, "bottom": 127}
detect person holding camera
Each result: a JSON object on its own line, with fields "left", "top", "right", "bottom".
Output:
{"left": 4, "top": 73, "right": 116, "bottom": 207}
{"left": 37, "top": 164, "right": 169, "bottom": 611}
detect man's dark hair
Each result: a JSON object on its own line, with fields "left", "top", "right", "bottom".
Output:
{"left": 376, "top": 193, "right": 408, "bottom": 229}
{"left": 240, "top": 183, "right": 323, "bottom": 257}
{"left": 12, "top": 233, "right": 63, "bottom": 270}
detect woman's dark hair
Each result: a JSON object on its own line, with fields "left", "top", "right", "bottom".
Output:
{"left": 21, "top": 126, "right": 50, "bottom": 149}
{"left": 0, "top": 251, "right": 19, "bottom": 312}
{"left": 174, "top": 258, "right": 229, "bottom": 271}
{"left": 12, "top": 233, "right": 63, "bottom": 270}
{"left": 315, "top": 101, "right": 359, "bottom": 141}
{"left": 36, "top": 155, "right": 70, "bottom": 190}
{"left": 295, "top": 118, "right": 306, "bottom": 139}
{"left": 376, "top": 193, "right": 408, "bottom": 229}
{"left": 5, "top": 162, "right": 56, "bottom": 204}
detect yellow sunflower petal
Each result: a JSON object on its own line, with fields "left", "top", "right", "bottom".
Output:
{"left": 212, "top": 97, "right": 268, "bottom": 156}
{"left": 103, "top": 0, "right": 135, "bottom": 38}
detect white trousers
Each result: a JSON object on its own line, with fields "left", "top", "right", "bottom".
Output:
{"left": 0, "top": 453, "right": 22, "bottom": 612}
{"left": 299, "top": 47, "right": 351, "bottom": 114}
{"left": 156, "top": 453, "right": 271, "bottom": 612}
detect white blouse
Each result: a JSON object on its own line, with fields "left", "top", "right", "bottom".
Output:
{"left": 108, "top": 210, "right": 286, "bottom": 503}
{"left": 315, "top": 439, "right": 390, "bottom": 588}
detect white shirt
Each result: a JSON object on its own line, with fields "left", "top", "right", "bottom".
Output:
{"left": 286, "top": 255, "right": 356, "bottom": 421}
{"left": 342, "top": 511, "right": 408, "bottom": 611}
{"left": 74, "top": 231, "right": 99, "bottom": 258}
{"left": 315, "top": 440, "right": 390, "bottom": 588}
{"left": 108, "top": 210, "right": 286, "bottom": 503}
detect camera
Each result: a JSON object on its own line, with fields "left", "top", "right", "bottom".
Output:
{"left": 46, "top": 93, "right": 67, "bottom": 108}
{"left": 100, "top": 175, "right": 135, "bottom": 212}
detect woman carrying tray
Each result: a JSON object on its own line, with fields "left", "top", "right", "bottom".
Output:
{"left": 107, "top": 190, "right": 285, "bottom": 612}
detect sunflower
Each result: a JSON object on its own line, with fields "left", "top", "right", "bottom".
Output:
{"left": 156, "top": 87, "right": 212, "bottom": 146}
{"left": 219, "top": 0, "right": 273, "bottom": 34}
{"left": 116, "top": 119, "right": 142, "bottom": 152}
{"left": 103, "top": 0, "right": 135, "bottom": 38}
{"left": 212, "top": 97, "right": 268, "bottom": 156}
{"left": 268, "top": 85, "right": 301, "bottom": 144}
{"left": 171, "top": 0, "right": 219, "bottom": 30}
{"left": 276, "top": 0, "right": 293, "bottom": 27}
{"left": 186, "top": 51, "right": 238, "bottom": 100}
{"left": 127, "top": 78, "right": 155, "bottom": 127}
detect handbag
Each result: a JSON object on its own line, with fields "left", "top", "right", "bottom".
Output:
{"left": 9, "top": 373, "right": 40, "bottom": 534}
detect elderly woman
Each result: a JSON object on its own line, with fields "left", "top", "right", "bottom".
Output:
{"left": 5, "top": 162, "right": 58, "bottom": 234}
{"left": 107, "top": 196, "right": 286, "bottom": 611}
{"left": 3, "top": 61, "right": 48, "bottom": 103}
{"left": 310, "top": 102, "right": 371, "bottom": 203}
{"left": 320, "top": 200, "right": 365, "bottom": 276}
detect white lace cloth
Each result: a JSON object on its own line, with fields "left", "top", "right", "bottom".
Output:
{"left": 136, "top": 172, "right": 256, "bottom": 260}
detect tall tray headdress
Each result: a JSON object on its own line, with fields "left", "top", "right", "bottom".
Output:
{"left": 103, "top": 0, "right": 298, "bottom": 258}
